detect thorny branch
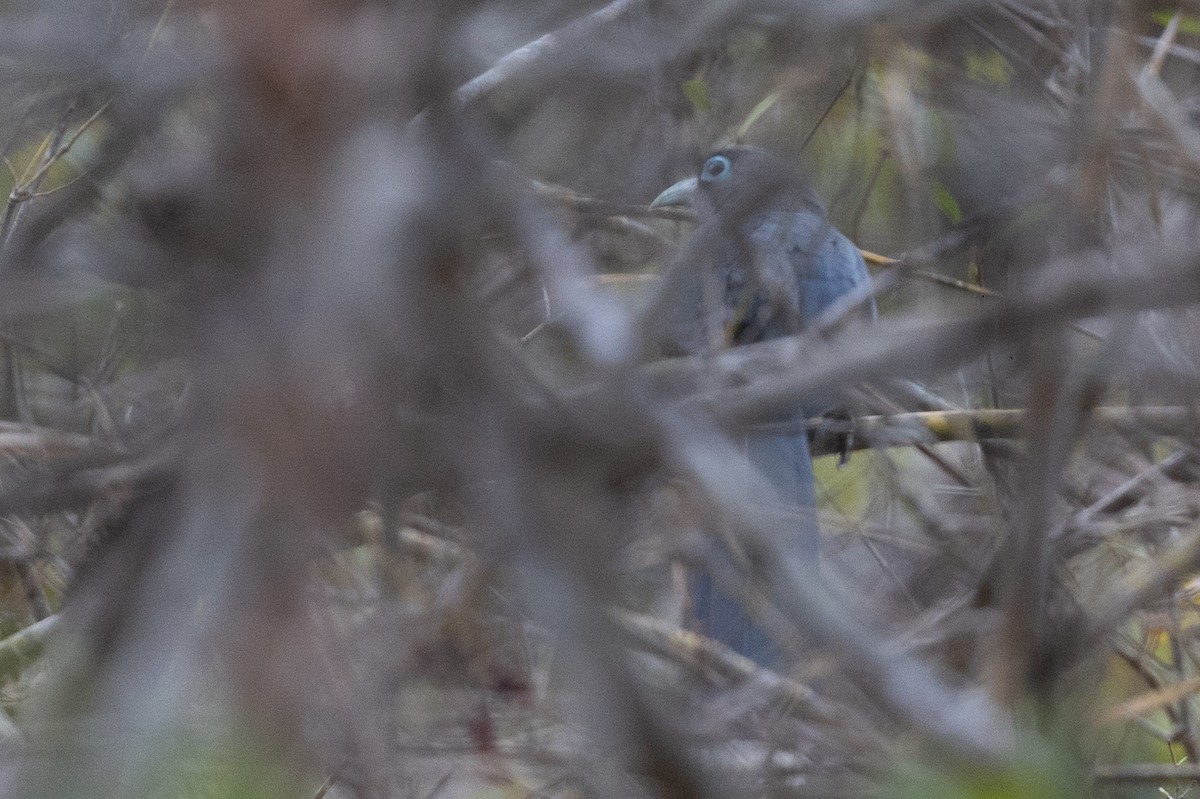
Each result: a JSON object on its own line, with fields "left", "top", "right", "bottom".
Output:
{"left": 0, "top": 2, "right": 1199, "bottom": 799}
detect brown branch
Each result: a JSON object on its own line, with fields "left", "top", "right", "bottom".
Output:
{"left": 612, "top": 609, "right": 842, "bottom": 725}
{"left": 530, "top": 179, "right": 696, "bottom": 223}
{"left": 453, "top": 0, "right": 645, "bottom": 108}
{"left": 1094, "top": 763, "right": 1200, "bottom": 782}
{"left": 0, "top": 422, "right": 125, "bottom": 460}
{"left": 807, "top": 407, "right": 1191, "bottom": 457}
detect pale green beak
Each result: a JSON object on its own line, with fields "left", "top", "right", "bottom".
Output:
{"left": 649, "top": 176, "right": 698, "bottom": 209}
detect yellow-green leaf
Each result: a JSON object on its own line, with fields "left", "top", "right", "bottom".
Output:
{"left": 682, "top": 77, "right": 711, "bottom": 112}
{"left": 965, "top": 49, "right": 1014, "bottom": 86}
{"left": 737, "top": 91, "right": 780, "bottom": 141}
{"left": 933, "top": 183, "right": 963, "bottom": 225}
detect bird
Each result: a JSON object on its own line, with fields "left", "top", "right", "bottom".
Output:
{"left": 650, "top": 146, "right": 873, "bottom": 663}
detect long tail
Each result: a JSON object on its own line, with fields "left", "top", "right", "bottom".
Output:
{"left": 690, "top": 430, "right": 819, "bottom": 664}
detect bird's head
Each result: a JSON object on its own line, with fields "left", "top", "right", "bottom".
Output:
{"left": 651, "top": 147, "right": 818, "bottom": 223}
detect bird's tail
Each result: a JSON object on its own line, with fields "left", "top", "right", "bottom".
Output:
{"left": 690, "top": 430, "right": 819, "bottom": 664}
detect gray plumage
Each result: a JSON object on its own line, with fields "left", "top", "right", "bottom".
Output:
{"left": 652, "top": 147, "right": 871, "bottom": 662}
{"left": 656, "top": 146, "right": 873, "bottom": 355}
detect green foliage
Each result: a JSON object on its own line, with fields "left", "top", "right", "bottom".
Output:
{"left": 1151, "top": 10, "right": 1200, "bottom": 35}
{"left": 682, "top": 76, "right": 712, "bottom": 113}
{"left": 0, "top": 615, "right": 56, "bottom": 685}
{"left": 885, "top": 733, "right": 1084, "bottom": 799}
{"left": 964, "top": 50, "right": 1014, "bottom": 87}
{"left": 814, "top": 449, "right": 877, "bottom": 521}
{"left": 933, "top": 183, "right": 964, "bottom": 225}
{"left": 147, "top": 728, "right": 311, "bottom": 799}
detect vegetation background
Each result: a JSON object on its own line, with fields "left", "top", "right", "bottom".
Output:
{"left": 0, "top": 1, "right": 1194, "bottom": 797}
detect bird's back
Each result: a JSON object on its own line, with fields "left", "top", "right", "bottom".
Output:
{"left": 721, "top": 209, "right": 873, "bottom": 344}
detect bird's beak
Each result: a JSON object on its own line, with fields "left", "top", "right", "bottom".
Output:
{"left": 650, "top": 176, "right": 698, "bottom": 209}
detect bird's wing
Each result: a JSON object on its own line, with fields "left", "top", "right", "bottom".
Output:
{"left": 746, "top": 211, "right": 871, "bottom": 324}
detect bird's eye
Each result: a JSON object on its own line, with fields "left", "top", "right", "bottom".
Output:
{"left": 701, "top": 154, "right": 731, "bottom": 181}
